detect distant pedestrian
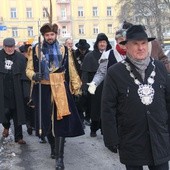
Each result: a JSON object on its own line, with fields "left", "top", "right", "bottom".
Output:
{"left": 88, "top": 29, "right": 126, "bottom": 94}
{"left": 0, "top": 37, "right": 26, "bottom": 144}
{"left": 73, "top": 39, "right": 91, "bottom": 126}
{"left": 65, "top": 38, "right": 74, "bottom": 50}
{"left": 19, "top": 44, "right": 35, "bottom": 135}
{"left": 81, "top": 33, "right": 112, "bottom": 137}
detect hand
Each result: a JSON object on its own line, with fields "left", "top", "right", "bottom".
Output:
{"left": 107, "top": 145, "right": 118, "bottom": 153}
{"left": 82, "top": 90, "right": 88, "bottom": 96}
{"left": 74, "top": 95, "right": 81, "bottom": 102}
{"left": 87, "top": 82, "right": 97, "bottom": 94}
{"left": 32, "top": 72, "right": 43, "bottom": 82}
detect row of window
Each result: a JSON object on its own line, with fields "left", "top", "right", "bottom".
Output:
{"left": 10, "top": 8, "right": 48, "bottom": 18}
{"left": 78, "top": 24, "right": 113, "bottom": 34}
{"left": 10, "top": 6, "right": 113, "bottom": 19}
{"left": 11, "top": 27, "right": 33, "bottom": 37}
{"left": 78, "top": 6, "right": 113, "bottom": 17}
{"left": 10, "top": 24, "right": 113, "bottom": 37}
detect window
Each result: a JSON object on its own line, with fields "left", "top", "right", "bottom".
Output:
{"left": 62, "top": 25, "right": 67, "bottom": 35}
{"left": 78, "top": 7, "right": 84, "bottom": 17}
{"left": 61, "top": 7, "right": 66, "bottom": 19}
{"left": 12, "top": 27, "right": 18, "bottom": 37}
{"left": 79, "top": 25, "right": 84, "bottom": 34}
{"left": 43, "top": 8, "right": 48, "bottom": 18}
{"left": 10, "top": 8, "right": 17, "bottom": 18}
{"left": 107, "top": 6, "right": 112, "bottom": 16}
{"left": 93, "top": 7, "right": 98, "bottom": 17}
{"left": 27, "top": 26, "right": 33, "bottom": 36}
{"left": 26, "top": 8, "right": 32, "bottom": 18}
{"left": 93, "top": 25, "right": 99, "bottom": 34}
{"left": 107, "top": 24, "right": 113, "bottom": 34}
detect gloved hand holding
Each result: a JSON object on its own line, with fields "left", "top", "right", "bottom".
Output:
{"left": 74, "top": 95, "right": 81, "bottom": 103}
{"left": 82, "top": 90, "right": 88, "bottom": 96}
{"left": 107, "top": 145, "right": 118, "bottom": 153}
{"left": 32, "top": 72, "right": 43, "bottom": 82}
{"left": 87, "top": 82, "right": 97, "bottom": 94}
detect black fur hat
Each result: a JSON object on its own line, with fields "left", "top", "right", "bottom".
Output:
{"left": 40, "top": 23, "right": 58, "bottom": 35}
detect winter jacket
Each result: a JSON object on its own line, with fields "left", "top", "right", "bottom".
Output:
{"left": 101, "top": 57, "right": 170, "bottom": 166}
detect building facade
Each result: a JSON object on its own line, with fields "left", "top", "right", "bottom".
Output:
{"left": 56, "top": 0, "right": 72, "bottom": 41}
{"left": 0, "top": 0, "right": 57, "bottom": 46}
{"left": 0, "top": 0, "right": 120, "bottom": 48}
{"left": 70, "top": 0, "right": 120, "bottom": 47}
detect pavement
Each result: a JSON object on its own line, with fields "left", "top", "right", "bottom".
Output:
{"left": 0, "top": 123, "right": 125, "bottom": 170}
{"left": 0, "top": 123, "right": 168, "bottom": 170}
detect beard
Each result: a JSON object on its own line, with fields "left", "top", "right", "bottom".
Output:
{"left": 45, "top": 38, "right": 56, "bottom": 45}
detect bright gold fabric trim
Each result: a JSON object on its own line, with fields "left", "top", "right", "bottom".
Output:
{"left": 49, "top": 72, "right": 71, "bottom": 120}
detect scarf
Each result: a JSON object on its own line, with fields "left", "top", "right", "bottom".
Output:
{"left": 116, "top": 44, "right": 126, "bottom": 55}
{"left": 41, "top": 41, "right": 62, "bottom": 80}
{"left": 127, "top": 55, "right": 150, "bottom": 81}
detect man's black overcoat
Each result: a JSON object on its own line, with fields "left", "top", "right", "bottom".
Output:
{"left": 101, "top": 58, "right": 170, "bottom": 166}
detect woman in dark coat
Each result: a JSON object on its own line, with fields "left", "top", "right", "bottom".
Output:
{"left": 101, "top": 25, "right": 170, "bottom": 169}
{"left": 81, "top": 33, "right": 112, "bottom": 137}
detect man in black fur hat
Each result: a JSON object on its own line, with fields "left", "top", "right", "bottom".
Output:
{"left": 26, "top": 23, "right": 84, "bottom": 170}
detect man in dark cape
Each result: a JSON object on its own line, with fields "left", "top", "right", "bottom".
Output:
{"left": 26, "top": 23, "right": 84, "bottom": 170}
{"left": 81, "top": 33, "right": 112, "bottom": 137}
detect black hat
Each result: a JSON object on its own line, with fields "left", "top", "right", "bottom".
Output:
{"left": 3, "top": 38, "right": 15, "bottom": 47}
{"left": 75, "top": 39, "right": 90, "bottom": 49}
{"left": 95, "top": 33, "right": 108, "bottom": 43}
{"left": 19, "top": 44, "right": 31, "bottom": 53}
{"left": 93, "top": 33, "right": 112, "bottom": 50}
{"left": 122, "top": 21, "right": 133, "bottom": 29}
{"left": 40, "top": 23, "right": 58, "bottom": 35}
{"left": 19, "top": 45, "right": 26, "bottom": 53}
{"left": 120, "top": 25, "right": 155, "bottom": 45}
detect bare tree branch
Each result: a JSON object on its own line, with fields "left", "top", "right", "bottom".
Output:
{"left": 117, "top": 0, "right": 170, "bottom": 43}
{"left": 43, "top": 0, "right": 53, "bottom": 24}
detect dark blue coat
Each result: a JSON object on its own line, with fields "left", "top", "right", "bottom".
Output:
{"left": 32, "top": 45, "right": 84, "bottom": 137}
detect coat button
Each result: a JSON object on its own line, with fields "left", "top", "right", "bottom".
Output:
{"left": 147, "top": 111, "right": 151, "bottom": 114}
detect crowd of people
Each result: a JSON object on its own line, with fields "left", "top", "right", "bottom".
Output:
{"left": 0, "top": 21, "right": 170, "bottom": 170}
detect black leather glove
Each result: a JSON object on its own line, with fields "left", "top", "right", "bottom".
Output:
{"left": 32, "top": 72, "right": 43, "bottom": 82}
{"left": 107, "top": 145, "right": 118, "bottom": 153}
{"left": 74, "top": 95, "right": 81, "bottom": 103}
